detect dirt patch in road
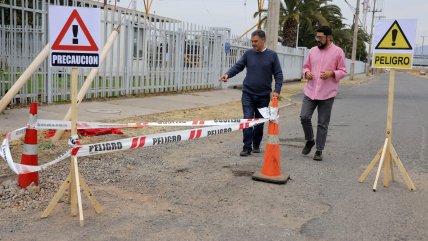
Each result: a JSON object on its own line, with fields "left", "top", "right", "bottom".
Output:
{"left": 0, "top": 78, "right": 373, "bottom": 240}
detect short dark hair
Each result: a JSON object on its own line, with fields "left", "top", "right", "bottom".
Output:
{"left": 317, "top": 26, "right": 333, "bottom": 36}
{"left": 251, "top": 30, "right": 266, "bottom": 40}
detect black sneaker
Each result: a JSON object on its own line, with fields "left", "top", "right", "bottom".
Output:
{"left": 313, "top": 150, "right": 323, "bottom": 161}
{"left": 252, "top": 146, "right": 261, "bottom": 153}
{"left": 302, "top": 140, "right": 315, "bottom": 155}
{"left": 240, "top": 148, "right": 252, "bottom": 156}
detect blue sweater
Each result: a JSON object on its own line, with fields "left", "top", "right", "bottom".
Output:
{"left": 226, "top": 48, "right": 283, "bottom": 96}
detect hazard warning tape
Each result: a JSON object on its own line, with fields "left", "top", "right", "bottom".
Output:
{"left": 1, "top": 138, "right": 72, "bottom": 175}
{"left": 75, "top": 119, "right": 266, "bottom": 157}
{"left": 33, "top": 118, "right": 267, "bottom": 130}
{"left": 1, "top": 118, "right": 269, "bottom": 175}
{"left": 1, "top": 106, "right": 279, "bottom": 175}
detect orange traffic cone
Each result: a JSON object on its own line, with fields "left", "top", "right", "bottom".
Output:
{"left": 252, "top": 97, "right": 290, "bottom": 184}
{"left": 18, "top": 102, "right": 39, "bottom": 188}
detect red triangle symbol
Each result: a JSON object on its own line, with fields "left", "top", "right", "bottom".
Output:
{"left": 51, "top": 9, "right": 98, "bottom": 51}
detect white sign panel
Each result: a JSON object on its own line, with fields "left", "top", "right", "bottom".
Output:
{"left": 372, "top": 19, "right": 417, "bottom": 69}
{"left": 49, "top": 6, "right": 100, "bottom": 68}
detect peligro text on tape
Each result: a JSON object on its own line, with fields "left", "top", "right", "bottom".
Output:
{"left": 1, "top": 119, "right": 267, "bottom": 175}
{"left": 76, "top": 119, "right": 266, "bottom": 157}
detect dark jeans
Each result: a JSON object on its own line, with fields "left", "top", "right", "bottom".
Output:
{"left": 300, "top": 95, "right": 335, "bottom": 151}
{"left": 242, "top": 91, "right": 270, "bottom": 151}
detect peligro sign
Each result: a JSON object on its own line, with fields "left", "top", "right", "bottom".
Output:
{"left": 373, "top": 53, "right": 412, "bottom": 68}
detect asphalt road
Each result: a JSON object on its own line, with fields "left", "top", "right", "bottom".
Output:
{"left": 283, "top": 72, "right": 428, "bottom": 240}
{"left": 1, "top": 72, "right": 427, "bottom": 241}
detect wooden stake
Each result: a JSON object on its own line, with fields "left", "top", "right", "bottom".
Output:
{"left": 390, "top": 144, "right": 415, "bottom": 191}
{"left": 70, "top": 158, "right": 77, "bottom": 216}
{"left": 79, "top": 176, "right": 103, "bottom": 214}
{"left": 390, "top": 149, "right": 395, "bottom": 182}
{"left": 373, "top": 138, "right": 388, "bottom": 191}
{"left": 359, "top": 147, "right": 382, "bottom": 182}
{"left": 359, "top": 69, "right": 415, "bottom": 191}
{"left": 73, "top": 157, "right": 84, "bottom": 227}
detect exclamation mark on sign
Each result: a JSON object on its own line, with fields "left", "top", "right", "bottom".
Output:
{"left": 72, "top": 25, "right": 78, "bottom": 45}
{"left": 391, "top": 29, "right": 397, "bottom": 46}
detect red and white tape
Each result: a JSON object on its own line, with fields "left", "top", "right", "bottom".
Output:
{"left": 75, "top": 119, "right": 266, "bottom": 157}
{"left": 33, "top": 118, "right": 268, "bottom": 130}
{"left": 1, "top": 138, "right": 71, "bottom": 175}
{"left": 1, "top": 118, "right": 268, "bottom": 175}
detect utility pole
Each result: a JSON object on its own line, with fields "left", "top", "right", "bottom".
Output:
{"left": 421, "top": 36, "right": 428, "bottom": 55}
{"left": 366, "top": 0, "right": 381, "bottom": 76}
{"left": 362, "top": 0, "right": 370, "bottom": 32}
{"left": 350, "top": 0, "right": 361, "bottom": 80}
{"left": 265, "top": 0, "right": 280, "bottom": 50}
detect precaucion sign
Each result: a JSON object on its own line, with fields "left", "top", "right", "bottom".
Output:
{"left": 372, "top": 19, "right": 417, "bottom": 69}
{"left": 49, "top": 6, "right": 100, "bottom": 68}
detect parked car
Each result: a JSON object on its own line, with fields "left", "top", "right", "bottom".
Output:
{"left": 420, "top": 70, "right": 426, "bottom": 75}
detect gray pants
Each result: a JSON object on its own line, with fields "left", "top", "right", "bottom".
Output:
{"left": 300, "top": 95, "right": 335, "bottom": 151}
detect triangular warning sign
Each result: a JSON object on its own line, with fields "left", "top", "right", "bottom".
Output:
{"left": 51, "top": 9, "right": 98, "bottom": 51}
{"left": 375, "top": 20, "right": 412, "bottom": 50}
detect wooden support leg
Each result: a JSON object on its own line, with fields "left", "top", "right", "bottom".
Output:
{"left": 79, "top": 176, "right": 103, "bottom": 214}
{"left": 390, "top": 151, "right": 395, "bottom": 182}
{"left": 41, "top": 173, "right": 103, "bottom": 220}
{"left": 41, "top": 175, "right": 71, "bottom": 218}
{"left": 359, "top": 147, "right": 382, "bottom": 183}
{"left": 390, "top": 144, "right": 415, "bottom": 191}
{"left": 373, "top": 138, "right": 389, "bottom": 192}
{"left": 383, "top": 151, "right": 391, "bottom": 187}
{"left": 70, "top": 159, "right": 78, "bottom": 216}
{"left": 72, "top": 156, "right": 85, "bottom": 227}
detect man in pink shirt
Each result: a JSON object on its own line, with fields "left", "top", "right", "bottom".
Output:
{"left": 300, "top": 26, "right": 347, "bottom": 161}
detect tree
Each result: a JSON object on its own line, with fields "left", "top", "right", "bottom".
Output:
{"left": 279, "top": 0, "right": 340, "bottom": 48}
{"left": 342, "top": 26, "right": 369, "bottom": 62}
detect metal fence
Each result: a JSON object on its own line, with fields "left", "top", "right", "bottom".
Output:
{"left": 1, "top": 0, "right": 228, "bottom": 105}
{"left": 413, "top": 55, "right": 428, "bottom": 67}
{"left": 224, "top": 37, "right": 308, "bottom": 87}
{"left": 0, "top": 0, "right": 366, "bottom": 106}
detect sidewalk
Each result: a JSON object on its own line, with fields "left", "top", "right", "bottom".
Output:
{"left": 0, "top": 89, "right": 244, "bottom": 135}
{"left": 0, "top": 73, "right": 372, "bottom": 135}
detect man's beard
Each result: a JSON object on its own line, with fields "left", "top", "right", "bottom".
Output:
{"left": 317, "top": 41, "right": 327, "bottom": 49}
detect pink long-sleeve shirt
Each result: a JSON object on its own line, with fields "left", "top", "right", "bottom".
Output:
{"left": 302, "top": 43, "right": 347, "bottom": 100}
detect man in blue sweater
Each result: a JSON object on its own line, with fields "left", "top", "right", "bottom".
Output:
{"left": 219, "top": 30, "right": 284, "bottom": 156}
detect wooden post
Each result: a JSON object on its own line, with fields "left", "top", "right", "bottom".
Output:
{"left": 42, "top": 69, "right": 103, "bottom": 224}
{"left": 70, "top": 68, "right": 84, "bottom": 226}
{"left": 359, "top": 69, "right": 415, "bottom": 191}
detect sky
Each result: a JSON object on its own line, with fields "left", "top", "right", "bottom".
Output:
{"left": 114, "top": 0, "right": 428, "bottom": 46}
